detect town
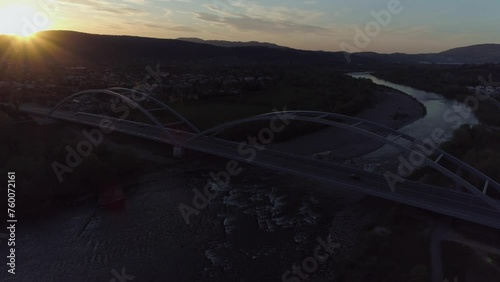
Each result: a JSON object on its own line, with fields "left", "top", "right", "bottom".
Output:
{"left": 0, "top": 62, "right": 278, "bottom": 107}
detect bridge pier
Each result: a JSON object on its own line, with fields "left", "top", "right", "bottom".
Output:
{"left": 173, "top": 146, "right": 185, "bottom": 159}
{"left": 430, "top": 221, "right": 455, "bottom": 282}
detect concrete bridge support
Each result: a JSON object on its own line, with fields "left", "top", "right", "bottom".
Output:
{"left": 173, "top": 146, "right": 185, "bottom": 159}
{"left": 430, "top": 225, "right": 446, "bottom": 282}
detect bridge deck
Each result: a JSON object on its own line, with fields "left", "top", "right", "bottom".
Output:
{"left": 20, "top": 104, "right": 500, "bottom": 230}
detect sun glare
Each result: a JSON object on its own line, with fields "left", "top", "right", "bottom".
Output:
{"left": 0, "top": 4, "right": 48, "bottom": 37}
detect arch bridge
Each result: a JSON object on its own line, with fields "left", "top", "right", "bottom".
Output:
{"left": 18, "top": 88, "right": 500, "bottom": 230}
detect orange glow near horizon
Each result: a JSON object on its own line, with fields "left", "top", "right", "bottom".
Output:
{"left": 0, "top": 4, "right": 51, "bottom": 37}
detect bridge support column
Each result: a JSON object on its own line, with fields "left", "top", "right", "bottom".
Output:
{"left": 173, "top": 146, "right": 185, "bottom": 159}
{"left": 430, "top": 225, "right": 446, "bottom": 282}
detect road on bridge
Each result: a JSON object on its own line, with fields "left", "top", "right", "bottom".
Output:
{"left": 19, "top": 103, "right": 500, "bottom": 230}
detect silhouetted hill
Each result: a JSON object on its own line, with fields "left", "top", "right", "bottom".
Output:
{"left": 176, "top": 37, "right": 287, "bottom": 49}
{"left": 351, "top": 52, "right": 432, "bottom": 64}
{"left": 438, "top": 44, "right": 500, "bottom": 64}
{"left": 351, "top": 44, "right": 500, "bottom": 64}
{"left": 0, "top": 31, "right": 361, "bottom": 67}
{"left": 1, "top": 31, "right": 498, "bottom": 67}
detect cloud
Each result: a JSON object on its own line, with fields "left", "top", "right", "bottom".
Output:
{"left": 194, "top": 2, "right": 335, "bottom": 36}
{"left": 195, "top": 12, "right": 333, "bottom": 35}
{"left": 143, "top": 23, "right": 198, "bottom": 32}
{"left": 60, "top": 0, "right": 149, "bottom": 16}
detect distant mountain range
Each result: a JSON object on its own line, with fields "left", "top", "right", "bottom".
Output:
{"left": 176, "top": 37, "right": 287, "bottom": 49}
{"left": 437, "top": 44, "right": 500, "bottom": 64}
{"left": 0, "top": 31, "right": 354, "bottom": 67}
{"left": 174, "top": 39, "right": 500, "bottom": 64}
{"left": 1, "top": 31, "right": 499, "bottom": 66}
{"left": 352, "top": 44, "right": 500, "bottom": 65}
{"left": 177, "top": 38, "right": 500, "bottom": 64}
{"left": 176, "top": 38, "right": 500, "bottom": 64}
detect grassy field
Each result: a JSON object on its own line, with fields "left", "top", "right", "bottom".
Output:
{"left": 167, "top": 75, "right": 377, "bottom": 130}
{"left": 170, "top": 86, "right": 318, "bottom": 129}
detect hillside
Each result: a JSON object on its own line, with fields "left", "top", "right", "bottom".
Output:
{"left": 0, "top": 31, "right": 357, "bottom": 67}
{"left": 1, "top": 31, "right": 498, "bottom": 67}
{"left": 438, "top": 44, "right": 500, "bottom": 64}
{"left": 176, "top": 37, "right": 286, "bottom": 49}
{"left": 352, "top": 44, "right": 500, "bottom": 64}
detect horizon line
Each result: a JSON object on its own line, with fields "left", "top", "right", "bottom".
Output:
{"left": 2, "top": 29, "right": 499, "bottom": 55}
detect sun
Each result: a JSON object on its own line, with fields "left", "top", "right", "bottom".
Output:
{"left": 0, "top": 4, "right": 48, "bottom": 37}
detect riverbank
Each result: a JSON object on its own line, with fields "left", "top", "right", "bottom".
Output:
{"left": 0, "top": 154, "right": 420, "bottom": 281}
{"left": 3, "top": 125, "right": 499, "bottom": 281}
{"left": 6, "top": 151, "right": 498, "bottom": 282}
{"left": 373, "top": 66, "right": 500, "bottom": 126}
{"left": 268, "top": 86, "right": 427, "bottom": 157}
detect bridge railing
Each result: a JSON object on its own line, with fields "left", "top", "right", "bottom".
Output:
{"left": 185, "top": 110, "right": 500, "bottom": 212}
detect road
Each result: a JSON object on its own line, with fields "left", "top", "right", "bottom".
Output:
{"left": 19, "top": 103, "right": 500, "bottom": 230}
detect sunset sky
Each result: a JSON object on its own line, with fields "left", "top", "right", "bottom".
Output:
{"left": 1, "top": 0, "right": 500, "bottom": 53}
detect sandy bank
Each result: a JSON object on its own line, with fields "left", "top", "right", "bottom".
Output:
{"left": 268, "top": 87, "right": 426, "bottom": 157}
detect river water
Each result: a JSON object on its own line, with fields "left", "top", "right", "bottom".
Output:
{"left": 348, "top": 73, "right": 479, "bottom": 161}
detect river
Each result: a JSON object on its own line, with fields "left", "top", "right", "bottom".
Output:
{"left": 348, "top": 73, "right": 479, "bottom": 161}
{"left": 0, "top": 74, "right": 486, "bottom": 282}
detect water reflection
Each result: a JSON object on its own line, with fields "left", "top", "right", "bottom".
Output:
{"left": 348, "top": 72, "right": 479, "bottom": 160}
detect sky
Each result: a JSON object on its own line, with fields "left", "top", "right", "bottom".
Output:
{"left": 1, "top": 0, "right": 500, "bottom": 53}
